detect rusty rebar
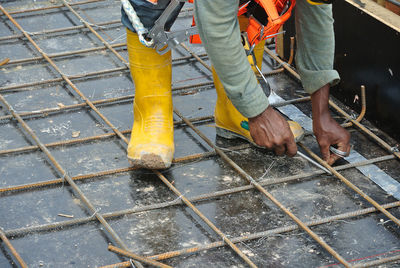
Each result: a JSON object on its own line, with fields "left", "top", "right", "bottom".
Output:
{"left": 99, "top": 201, "right": 400, "bottom": 267}
{"left": 299, "top": 143, "right": 400, "bottom": 226}
{"left": 287, "top": 37, "right": 295, "bottom": 65}
{"left": 173, "top": 109, "right": 351, "bottom": 267}
{"left": 0, "top": 94, "right": 134, "bottom": 122}
{"left": 0, "top": 67, "right": 127, "bottom": 92}
{"left": 264, "top": 46, "right": 300, "bottom": 80}
{"left": 5, "top": 0, "right": 104, "bottom": 15}
{"left": 342, "top": 85, "right": 366, "bottom": 128}
{"left": 352, "top": 253, "right": 400, "bottom": 267}
{"left": 0, "top": 57, "right": 9, "bottom": 66}
{"left": 7, "top": 43, "right": 125, "bottom": 66}
{"left": 329, "top": 99, "right": 400, "bottom": 160}
{"left": 108, "top": 245, "right": 173, "bottom": 268}
{"left": 0, "top": 20, "right": 121, "bottom": 42}
{"left": 0, "top": 227, "right": 28, "bottom": 268}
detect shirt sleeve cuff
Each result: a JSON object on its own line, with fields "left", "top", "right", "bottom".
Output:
{"left": 299, "top": 69, "right": 340, "bottom": 95}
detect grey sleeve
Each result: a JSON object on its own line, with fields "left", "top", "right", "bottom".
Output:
{"left": 193, "top": 0, "right": 269, "bottom": 118}
{"left": 295, "top": 0, "right": 340, "bottom": 94}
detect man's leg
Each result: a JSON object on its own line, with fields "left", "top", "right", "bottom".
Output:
{"left": 295, "top": 0, "right": 351, "bottom": 164}
{"left": 122, "top": 0, "right": 183, "bottom": 169}
{"left": 294, "top": 0, "right": 340, "bottom": 95}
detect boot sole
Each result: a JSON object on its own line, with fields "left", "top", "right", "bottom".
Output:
{"left": 128, "top": 154, "right": 171, "bottom": 170}
{"left": 216, "top": 126, "right": 258, "bottom": 146}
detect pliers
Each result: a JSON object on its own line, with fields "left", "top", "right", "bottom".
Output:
{"left": 147, "top": 0, "right": 198, "bottom": 54}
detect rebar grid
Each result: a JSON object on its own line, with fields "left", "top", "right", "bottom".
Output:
{"left": 0, "top": 94, "right": 150, "bottom": 268}
{"left": 0, "top": 2, "right": 393, "bottom": 268}
{"left": 6, "top": 2, "right": 349, "bottom": 264}
{"left": 300, "top": 143, "right": 400, "bottom": 226}
{"left": 1, "top": 4, "right": 258, "bottom": 267}
{"left": 101, "top": 200, "right": 400, "bottom": 267}
{"left": 173, "top": 109, "right": 352, "bottom": 267}
{"left": 1, "top": 153, "right": 394, "bottom": 238}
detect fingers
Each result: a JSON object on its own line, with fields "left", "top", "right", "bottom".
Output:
{"left": 286, "top": 137, "right": 298, "bottom": 157}
{"left": 248, "top": 107, "right": 298, "bottom": 157}
{"left": 319, "top": 142, "right": 331, "bottom": 163}
{"left": 274, "top": 145, "right": 286, "bottom": 156}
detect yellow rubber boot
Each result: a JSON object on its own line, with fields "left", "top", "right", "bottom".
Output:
{"left": 214, "top": 38, "right": 304, "bottom": 143}
{"left": 126, "top": 29, "right": 174, "bottom": 169}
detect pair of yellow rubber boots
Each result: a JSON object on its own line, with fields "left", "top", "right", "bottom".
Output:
{"left": 126, "top": 29, "right": 302, "bottom": 169}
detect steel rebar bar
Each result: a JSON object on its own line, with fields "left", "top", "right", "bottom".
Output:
{"left": 2, "top": 3, "right": 397, "bottom": 266}
{"left": 5, "top": 0, "right": 104, "bottom": 15}
{"left": 352, "top": 254, "right": 400, "bottom": 267}
{"left": 329, "top": 100, "right": 400, "bottom": 160}
{"left": 0, "top": 20, "right": 121, "bottom": 42}
{"left": 108, "top": 246, "right": 173, "bottom": 268}
{"left": 0, "top": 227, "right": 28, "bottom": 268}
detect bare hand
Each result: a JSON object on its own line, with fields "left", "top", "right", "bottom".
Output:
{"left": 248, "top": 106, "right": 297, "bottom": 156}
{"left": 312, "top": 84, "right": 351, "bottom": 165}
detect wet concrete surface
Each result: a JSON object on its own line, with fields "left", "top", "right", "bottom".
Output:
{"left": 0, "top": 0, "right": 399, "bottom": 267}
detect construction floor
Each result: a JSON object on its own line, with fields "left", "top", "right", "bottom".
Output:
{"left": 0, "top": 1, "right": 400, "bottom": 267}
